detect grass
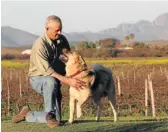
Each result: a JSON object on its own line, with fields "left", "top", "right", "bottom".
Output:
{"left": 1, "top": 60, "right": 29, "bottom": 67}
{"left": 85, "top": 57, "right": 168, "bottom": 65}
{"left": 1, "top": 57, "right": 168, "bottom": 68}
{"left": 2, "top": 116, "right": 168, "bottom": 132}
{"left": 1, "top": 58, "right": 168, "bottom": 131}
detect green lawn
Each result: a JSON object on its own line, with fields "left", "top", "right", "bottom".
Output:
{"left": 2, "top": 116, "right": 168, "bottom": 132}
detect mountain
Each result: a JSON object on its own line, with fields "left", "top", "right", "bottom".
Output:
{"left": 1, "top": 12, "right": 168, "bottom": 47}
{"left": 65, "top": 12, "right": 168, "bottom": 42}
{"left": 1, "top": 26, "right": 38, "bottom": 47}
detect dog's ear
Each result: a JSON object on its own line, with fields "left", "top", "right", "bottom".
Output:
{"left": 74, "top": 56, "right": 87, "bottom": 69}
{"left": 79, "top": 56, "right": 86, "bottom": 65}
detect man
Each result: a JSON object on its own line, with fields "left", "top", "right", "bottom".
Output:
{"left": 12, "top": 15, "right": 85, "bottom": 128}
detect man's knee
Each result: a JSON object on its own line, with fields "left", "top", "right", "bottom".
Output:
{"left": 44, "top": 76, "right": 59, "bottom": 91}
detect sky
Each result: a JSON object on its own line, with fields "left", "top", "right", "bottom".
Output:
{"left": 1, "top": 1, "right": 168, "bottom": 35}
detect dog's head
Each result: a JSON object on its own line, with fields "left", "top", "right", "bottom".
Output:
{"left": 59, "top": 48, "right": 71, "bottom": 63}
{"left": 60, "top": 48, "right": 87, "bottom": 70}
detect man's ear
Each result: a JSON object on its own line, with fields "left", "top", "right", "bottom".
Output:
{"left": 45, "top": 26, "right": 49, "bottom": 31}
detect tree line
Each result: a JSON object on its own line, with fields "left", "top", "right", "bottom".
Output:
{"left": 2, "top": 34, "right": 168, "bottom": 60}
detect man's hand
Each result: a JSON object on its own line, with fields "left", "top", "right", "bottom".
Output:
{"left": 50, "top": 72, "right": 86, "bottom": 90}
{"left": 67, "top": 77, "right": 86, "bottom": 90}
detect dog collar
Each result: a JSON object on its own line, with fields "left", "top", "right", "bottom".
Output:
{"left": 67, "top": 67, "right": 88, "bottom": 78}
{"left": 67, "top": 71, "right": 83, "bottom": 78}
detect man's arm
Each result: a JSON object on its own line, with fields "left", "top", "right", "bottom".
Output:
{"left": 50, "top": 72, "right": 68, "bottom": 84}
{"left": 33, "top": 42, "right": 55, "bottom": 76}
{"left": 50, "top": 72, "right": 85, "bottom": 89}
{"left": 34, "top": 42, "right": 85, "bottom": 89}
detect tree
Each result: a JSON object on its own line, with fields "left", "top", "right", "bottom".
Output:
{"left": 100, "top": 38, "right": 116, "bottom": 48}
{"left": 89, "top": 42, "right": 96, "bottom": 48}
{"left": 124, "top": 36, "right": 129, "bottom": 41}
{"left": 123, "top": 34, "right": 135, "bottom": 47}
{"left": 129, "top": 33, "right": 135, "bottom": 40}
{"left": 123, "top": 36, "right": 130, "bottom": 46}
{"left": 75, "top": 41, "right": 89, "bottom": 50}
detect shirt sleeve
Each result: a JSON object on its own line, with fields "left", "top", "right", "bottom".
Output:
{"left": 34, "top": 43, "right": 55, "bottom": 76}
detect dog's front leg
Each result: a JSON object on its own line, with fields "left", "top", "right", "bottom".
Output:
{"left": 76, "top": 94, "right": 90, "bottom": 119}
{"left": 76, "top": 101, "right": 83, "bottom": 118}
{"left": 68, "top": 95, "right": 75, "bottom": 124}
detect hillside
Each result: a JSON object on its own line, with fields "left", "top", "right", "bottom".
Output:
{"left": 1, "top": 26, "right": 38, "bottom": 47}
{"left": 1, "top": 12, "right": 168, "bottom": 47}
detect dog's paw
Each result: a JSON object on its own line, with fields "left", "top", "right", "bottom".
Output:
{"left": 95, "top": 117, "right": 100, "bottom": 122}
{"left": 65, "top": 122, "right": 73, "bottom": 126}
{"left": 76, "top": 116, "right": 84, "bottom": 120}
{"left": 114, "top": 118, "right": 119, "bottom": 122}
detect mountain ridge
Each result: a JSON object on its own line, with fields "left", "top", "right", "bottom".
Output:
{"left": 2, "top": 12, "right": 168, "bottom": 47}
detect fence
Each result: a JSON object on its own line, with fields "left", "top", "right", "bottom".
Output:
{"left": 1, "top": 64, "right": 168, "bottom": 117}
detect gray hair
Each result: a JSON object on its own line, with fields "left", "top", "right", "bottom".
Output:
{"left": 45, "top": 15, "right": 62, "bottom": 31}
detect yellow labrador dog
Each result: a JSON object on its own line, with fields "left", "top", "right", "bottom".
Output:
{"left": 60, "top": 49, "right": 118, "bottom": 124}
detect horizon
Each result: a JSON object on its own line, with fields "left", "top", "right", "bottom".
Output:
{"left": 1, "top": 1, "right": 168, "bottom": 35}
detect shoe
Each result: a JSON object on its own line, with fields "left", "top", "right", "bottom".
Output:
{"left": 12, "top": 106, "right": 30, "bottom": 123}
{"left": 46, "top": 112, "right": 59, "bottom": 128}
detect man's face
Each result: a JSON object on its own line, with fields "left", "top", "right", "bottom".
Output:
{"left": 46, "top": 21, "right": 61, "bottom": 40}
